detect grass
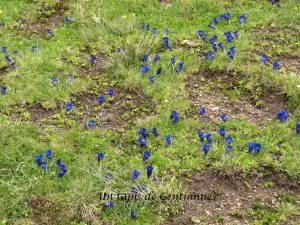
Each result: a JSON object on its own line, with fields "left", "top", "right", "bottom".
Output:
{"left": 0, "top": 0, "right": 299, "bottom": 224}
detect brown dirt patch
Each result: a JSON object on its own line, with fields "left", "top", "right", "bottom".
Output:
{"left": 162, "top": 169, "right": 300, "bottom": 225}
{"left": 76, "top": 53, "right": 108, "bottom": 76}
{"left": 272, "top": 54, "right": 300, "bottom": 73}
{"left": 184, "top": 70, "right": 288, "bottom": 123}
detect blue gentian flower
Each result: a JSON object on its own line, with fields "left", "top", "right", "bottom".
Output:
{"left": 64, "top": 16, "right": 72, "bottom": 22}
{"left": 146, "top": 24, "right": 150, "bottom": 31}
{"left": 208, "top": 23, "right": 215, "bottom": 29}
{"left": 208, "top": 51, "right": 214, "bottom": 61}
{"left": 41, "top": 161, "right": 48, "bottom": 170}
{"left": 273, "top": 61, "right": 279, "bottom": 70}
{"left": 153, "top": 54, "right": 161, "bottom": 62}
{"left": 164, "top": 135, "right": 172, "bottom": 145}
{"left": 197, "top": 131, "right": 205, "bottom": 142}
{"left": 219, "top": 14, "right": 225, "bottom": 21}
{"left": 90, "top": 55, "right": 96, "bottom": 64}
{"left": 58, "top": 165, "right": 68, "bottom": 178}
{"left": 227, "top": 51, "right": 234, "bottom": 59}
{"left": 1, "top": 86, "right": 7, "bottom": 94}
{"left": 107, "top": 89, "right": 114, "bottom": 97}
{"left": 32, "top": 46, "right": 38, "bottom": 52}
{"left": 142, "top": 54, "right": 148, "bottom": 62}
{"left": 224, "top": 136, "right": 232, "bottom": 145}
{"left": 206, "top": 133, "right": 213, "bottom": 144}
{"left": 131, "top": 169, "right": 141, "bottom": 182}
{"left": 97, "top": 152, "right": 105, "bottom": 162}
{"left": 224, "top": 12, "right": 231, "bottom": 19}
{"left": 105, "top": 172, "right": 112, "bottom": 180}
{"left": 140, "top": 22, "right": 145, "bottom": 29}
{"left": 148, "top": 75, "right": 155, "bottom": 84}
{"left": 230, "top": 46, "right": 236, "bottom": 55}
{"left": 238, "top": 15, "right": 244, "bottom": 24}
{"left": 138, "top": 184, "right": 145, "bottom": 191}
{"left": 212, "top": 16, "right": 218, "bottom": 24}
{"left": 218, "top": 127, "right": 225, "bottom": 137}
{"left": 98, "top": 95, "right": 105, "bottom": 105}
{"left": 118, "top": 48, "right": 125, "bottom": 54}
{"left": 203, "top": 52, "right": 209, "bottom": 60}
{"left": 14, "top": 50, "right": 19, "bottom": 55}
{"left": 146, "top": 165, "right": 153, "bottom": 178}
{"left": 138, "top": 128, "right": 147, "bottom": 139}
{"left": 2, "top": 46, "right": 7, "bottom": 53}
{"left": 178, "top": 61, "right": 184, "bottom": 71}
{"left": 170, "top": 110, "right": 178, "bottom": 120}
{"left": 34, "top": 154, "right": 43, "bottom": 166}
{"left": 152, "top": 127, "right": 158, "bottom": 136}
{"left": 157, "top": 67, "right": 162, "bottom": 75}
{"left": 220, "top": 113, "right": 227, "bottom": 122}
{"left": 209, "top": 37, "right": 216, "bottom": 45}
{"left": 143, "top": 150, "right": 151, "bottom": 161}
{"left": 67, "top": 73, "right": 73, "bottom": 82}
{"left": 163, "top": 37, "right": 173, "bottom": 50}
{"left": 11, "top": 62, "right": 17, "bottom": 70}
{"left": 254, "top": 143, "right": 262, "bottom": 153}
{"left": 197, "top": 30, "right": 205, "bottom": 37}
{"left": 225, "top": 31, "right": 234, "bottom": 43}
{"left": 248, "top": 142, "right": 255, "bottom": 153}
{"left": 199, "top": 107, "right": 206, "bottom": 116}
{"left": 5, "top": 55, "right": 13, "bottom": 62}
{"left": 66, "top": 102, "right": 73, "bottom": 112}
{"left": 152, "top": 28, "right": 157, "bottom": 35}
{"left": 87, "top": 120, "right": 95, "bottom": 129}
{"left": 276, "top": 109, "right": 288, "bottom": 122}
{"left": 270, "top": 0, "right": 275, "bottom": 5}
{"left": 140, "top": 64, "right": 150, "bottom": 74}
{"left": 164, "top": 28, "right": 169, "bottom": 35}
{"left": 138, "top": 137, "right": 147, "bottom": 147}
{"left": 202, "top": 144, "right": 210, "bottom": 155}
{"left": 277, "top": 3, "right": 281, "bottom": 8}
{"left": 170, "top": 56, "right": 175, "bottom": 64}
{"left": 56, "top": 159, "right": 64, "bottom": 167}
{"left": 47, "top": 29, "right": 54, "bottom": 35}
{"left": 202, "top": 33, "right": 207, "bottom": 42}
{"left": 102, "top": 201, "right": 114, "bottom": 209}
{"left": 233, "top": 31, "right": 238, "bottom": 38}
{"left": 172, "top": 115, "right": 180, "bottom": 123}
{"left": 50, "top": 76, "right": 58, "bottom": 83}
{"left": 212, "top": 43, "right": 217, "bottom": 52}
{"left": 44, "top": 149, "right": 52, "bottom": 160}
{"left": 226, "top": 146, "right": 233, "bottom": 154}
{"left": 131, "top": 209, "right": 137, "bottom": 219}
{"left": 261, "top": 54, "right": 268, "bottom": 65}
{"left": 295, "top": 124, "right": 300, "bottom": 134}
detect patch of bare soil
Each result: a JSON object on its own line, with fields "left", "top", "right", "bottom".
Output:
{"left": 162, "top": 169, "right": 300, "bottom": 225}
{"left": 272, "top": 54, "right": 300, "bottom": 74}
{"left": 77, "top": 53, "right": 108, "bottom": 76}
{"left": 184, "top": 70, "right": 288, "bottom": 123}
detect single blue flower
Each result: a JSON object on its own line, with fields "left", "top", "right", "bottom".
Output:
{"left": 199, "top": 107, "right": 206, "bottom": 116}
{"left": 276, "top": 109, "right": 288, "bottom": 123}
{"left": 58, "top": 165, "right": 68, "bottom": 178}
{"left": 224, "top": 12, "right": 231, "bottom": 19}
{"left": 41, "top": 161, "right": 48, "bottom": 170}
{"left": 208, "top": 51, "right": 214, "bottom": 61}
{"left": 218, "top": 127, "right": 225, "bottom": 137}
{"left": 140, "top": 22, "right": 145, "bottom": 29}
{"left": 230, "top": 46, "right": 236, "bottom": 55}
{"left": 261, "top": 54, "right": 268, "bottom": 65}
{"left": 131, "top": 209, "right": 137, "bottom": 219}
{"left": 203, "top": 52, "right": 209, "bottom": 60}
{"left": 1, "top": 86, "right": 7, "bottom": 94}
{"left": 11, "top": 62, "right": 17, "bottom": 70}
{"left": 178, "top": 61, "right": 184, "bottom": 71}
{"left": 34, "top": 154, "right": 43, "bottom": 166}
{"left": 254, "top": 143, "right": 262, "bottom": 153}
{"left": 170, "top": 56, "right": 175, "bottom": 64}
{"left": 47, "top": 29, "right": 54, "bottom": 35}
{"left": 277, "top": 3, "right": 281, "bottom": 8}
{"left": 202, "top": 144, "right": 210, "bottom": 155}
{"left": 138, "top": 184, "right": 145, "bottom": 191}
{"left": 226, "top": 146, "right": 233, "bottom": 154}
{"left": 219, "top": 14, "right": 225, "bottom": 21}
{"left": 50, "top": 76, "right": 58, "bottom": 83}
{"left": 206, "top": 133, "right": 213, "bottom": 144}
{"left": 2, "top": 46, "right": 7, "bottom": 53}
{"left": 152, "top": 28, "right": 157, "bottom": 35}
{"left": 102, "top": 201, "right": 114, "bottom": 209}
{"left": 248, "top": 142, "right": 255, "bottom": 153}
{"left": 238, "top": 16, "right": 244, "bottom": 24}
{"left": 227, "top": 51, "right": 234, "bottom": 59}
{"left": 170, "top": 110, "right": 178, "bottom": 120}
{"left": 44, "top": 149, "right": 52, "bottom": 160}
{"left": 208, "top": 23, "right": 215, "bottom": 29}
{"left": 67, "top": 73, "right": 73, "bottom": 82}
{"left": 157, "top": 67, "right": 162, "bottom": 75}
{"left": 212, "top": 43, "right": 217, "bottom": 52}
{"left": 146, "top": 24, "right": 150, "bottom": 31}
{"left": 14, "top": 50, "right": 19, "bottom": 55}
{"left": 202, "top": 33, "right": 207, "bottom": 42}
{"left": 143, "top": 150, "right": 151, "bottom": 161}
{"left": 146, "top": 165, "right": 153, "bottom": 178}
{"left": 220, "top": 113, "right": 227, "bottom": 122}
{"left": 138, "top": 128, "right": 147, "bottom": 139}
{"left": 107, "top": 89, "right": 114, "bottom": 97}
{"left": 64, "top": 16, "right": 72, "bottom": 22}
{"left": 270, "top": 0, "right": 275, "bottom": 5}
{"left": 197, "top": 131, "right": 205, "bottom": 142}
{"left": 140, "top": 64, "right": 150, "bottom": 74}
{"left": 233, "top": 31, "right": 239, "bottom": 38}
{"left": 97, "top": 152, "right": 105, "bottom": 162}
{"left": 164, "top": 135, "right": 172, "bottom": 145}
{"left": 197, "top": 30, "right": 205, "bottom": 37}
{"left": 66, "top": 102, "right": 73, "bottom": 112}
{"left": 87, "top": 120, "right": 95, "bottom": 129}
{"left": 224, "top": 136, "right": 232, "bottom": 145}
{"left": 273, "top": 61, "right": 280, "bottom": 70}
{"left": 97, "top": 95, "right": 105, "bottom": 105}
{"left": 163, "top": 37, "right": 173, "bottom": 50}
{"left": 152, "top": 127, "right": 158, "bottom": 136}
{"left": 5, "top": 55, "right": 13, "bottom": 62}
{"left": 164, "top": 28, "right": 169, "bottom": 35}
{"left": 105, "top": 172, "right": 112, "bottom": 180}
{"left": 148, "top": 75, "right": 155, "bottom": 84}
{"left": 138, "top": 137, "right": 147, "bottom": 147}
{"left": 118, "top": 48, "right": 125, "bottom": 54}
{"left": 90, "top": 55, "right": 96, "bottom": 64}
{"left": 153, "top": 54, "right": 161, "bottom": 62}
{"left": 212, "top": 16, "right": 218, "bottom": 24}
{"left": 224, "top": 31, "right": 234, "bottom": 43}
{"left": 32, "top": 46, "right": 38, "bottom": 52}
{"left": 131, "top": 169, "right": 141, "bottom": 182}
{"left": 172, "top": 115, "right": 180, "bottom": 123}
{"left": 142, "top": 54, "right": 148, "bottom": 62}
{"left": 56, "top": 159, "right": 64, "bottom": 167}
{"left": 296, "top": 124, "right": 300, "bottom": 134}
